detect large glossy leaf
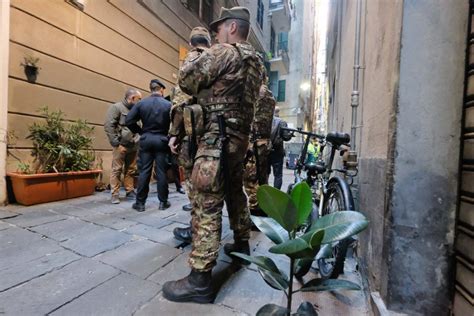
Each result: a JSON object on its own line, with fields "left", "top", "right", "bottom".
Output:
{"left": 251, "top": 215, "right": 288, "bottom": 245}
{"left": 295, "top": 302, "right": 318, "bottom": 315}
{"left": 310, "top": 211, "right": 368, "bottom": 244}
{"left": 256, "top": 304, "right": 289, "bottom": 316}
{"left": 257, "top": 185, "right": 297, "bottom": 232}
{"left": 300, "top": 278, "right": 361, "bottom": 292}
{"left": 258, "top": 267, "right": 289, "bottom": 291}
{"left": 315, "top": 244, "right": 332, "bottom": 260}
{"left": 230, "top": 253, "right": 282, "bottom": 275}
{"left": 290, "top": 182, "right": 313, "bottom": 226}
{"left": 269, "top": 230, "right": 324, "bottom": 259}
{"left": 294, "top": 258, "right": 314, "bottom": 278}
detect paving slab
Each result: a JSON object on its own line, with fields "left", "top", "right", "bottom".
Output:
{"left": 126, "top": 212, "right": 174, "bottom": 229}
{"left": 81, "top": 212, "right": 138, "bottom": 230}
{"left": 147, "top": 251, "right": 191, "bottom": 285}
{"left": 0, "top": 209, "right": 18, "bottom": 219}
{"left": 31, "top": 217, "right": 100, "bottom": 242}
{"left": 0, "top": 220, "right": 12, "bottom": 231}
{"left": 0, "top": 258, "right": 119, "bottom": 315}
{"left": 0, "top": 226, "right": 64, "bottom": 270}
{"left": 0, "top": 248, "right": 80, "bottom": 292}
{"left": 61, "top": 226, "right": 132, "bottom": 257}
{"left": 96, "top": 239, "right": 181, "bottom": 278}
{"left": 5, "top": 209, "right": 67, "bottom": 228}
{"left": 123, "top": 223, "right": 181, "bottom": 247}
{"left": 165, "top": 211, "right": 192, "bottom": 225}
{"left": 135, "top": 292, "right": 245, "bottom": 316}
{"left": 50, "top": 273, "right": 160, "bottom": 316}
{"left": 215, "top": 267, "right": 287, "bottom": 316}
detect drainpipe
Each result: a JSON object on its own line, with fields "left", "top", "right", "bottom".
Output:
{"left": 345, "top": 0, "right": 362, "bottom": 171}
{"left": 0, "top": 0, "right": 9, "bottom": 205}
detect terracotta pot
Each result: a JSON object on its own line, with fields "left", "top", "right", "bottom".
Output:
{"left": 7, "top": 170, "right": 102, "bottom": 206}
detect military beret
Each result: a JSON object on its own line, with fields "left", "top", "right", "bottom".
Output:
{"left": 209, "top": 6, "right": 250, "bottom": 32}
{"left": 189, "top": 26, "right": 211, "bottom": 43}
{"left": 150, "top": 78, "right": 165, "bottom": 89}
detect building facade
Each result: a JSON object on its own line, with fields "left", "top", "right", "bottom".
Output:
{"left": 325, "top": 0, "right": 471, "bottom": 315}
{"left": 0, "top": 0, "right": 291, "bottom": 205}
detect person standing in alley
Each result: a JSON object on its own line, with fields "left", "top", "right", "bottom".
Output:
{"left": 126, "top": 79, "right": 171, "bottom": 212}
{"left": 104, "top": 88, "right": 142, "bottom": 204}
{"left": 162, "top": 6, "right": 264, "bottom": 303}
{"left": 268, "top": 106, "right": 292, "bottom": 190}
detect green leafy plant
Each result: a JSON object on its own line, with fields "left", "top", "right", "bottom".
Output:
{"left": 20, "top": 55, "right": 40, "bottom": 68}
{"left": 232, "top": 182, "right": 369, "bottom": 316}
{"left": 27, "top": 106, "right": 95, "bottom": 173}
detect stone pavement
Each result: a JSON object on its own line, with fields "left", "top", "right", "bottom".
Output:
{"left": 0, "top": 170, "right": 371, "bottom": 315}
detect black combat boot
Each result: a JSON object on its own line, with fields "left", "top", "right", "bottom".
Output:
{"left": 132, "top": 202, "right": 145, "bottom": 212}
{"left": 223, "top": 240, "right": 251, "bottom": 265}
{"left": 182, "top": 203, "right": 193, "bottom": 211}
{"left": 173, "top": 226, "right": 192, "bottom": 243}
{"left": 162, "top": 269, "right": 214, "bottom": 303}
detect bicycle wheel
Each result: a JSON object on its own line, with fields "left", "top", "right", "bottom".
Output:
{"left": 317, "top": 177, "right": 354, "bottom": 279}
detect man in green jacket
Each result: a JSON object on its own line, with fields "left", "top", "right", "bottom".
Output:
{"left": 104, "top": 88, "right": 142, "bottom": 204}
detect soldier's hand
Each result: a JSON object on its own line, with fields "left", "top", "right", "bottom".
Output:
{"left": 118, "top": 145, "right": 127, "bottom": 154}
{"left": 169, "top": 136, "right": 179, "bottom": 155}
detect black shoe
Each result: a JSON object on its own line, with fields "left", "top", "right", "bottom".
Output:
{"left": 159, "top": 201, "right": 171, "bottom": 210}
{"left": 223, "top": 240, "right": 251, "bottom": 265}
{"left": 132, "top": 202, "right": 145, "bottom": 212}
{"left": 177, "top": 187, "right": 186, "bottom": 194}
{"left": 126, "top": 191, "right": 137, "bottom": 200}
{"left": 182, "top": 203, "right": 193, "bottom": 212}
{"left": 173, "top": 226, "right": 192, "bottom": 243}
{"left": 162, "top": 270, "right": 215, "bottom": 303}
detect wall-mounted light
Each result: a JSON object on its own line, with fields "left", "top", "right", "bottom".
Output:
{"left": 66, "top": 0, "right": 86, "bottom": 10}
{"left": 300, "top": 82, "right": 310, "bottom": 91}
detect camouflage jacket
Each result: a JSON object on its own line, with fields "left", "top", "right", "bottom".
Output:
{"left": 252, "top": 84, "right": 276, "bottom": 140}
{"left": 169, "top": 85, "right": 193, "bottom": 138}
{"left": 178, "top": 42, "right": 264, "bottom": 136}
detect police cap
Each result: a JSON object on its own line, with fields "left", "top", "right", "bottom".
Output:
{"left": 150, "top": 79, "right": 166, "bottom": 90}
{"left": 209, "top": 6, "right": 250, "bottom": 32}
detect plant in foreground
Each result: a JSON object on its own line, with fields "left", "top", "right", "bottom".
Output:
{"left": 232, "top": 182, "right": 369, "bottom": 315}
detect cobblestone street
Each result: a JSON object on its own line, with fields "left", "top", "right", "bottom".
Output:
{"left": 0, "top": 170, "right": 370, "bottom": 315}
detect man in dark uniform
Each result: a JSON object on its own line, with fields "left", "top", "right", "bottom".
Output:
{"left": 126, "top": 79, "right": 171, "bottom": 212}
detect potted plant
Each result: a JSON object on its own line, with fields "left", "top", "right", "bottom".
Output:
{"left": 21, "top": 55, "right": 40, "bottom": 83}
{"left": 7, "top": 107, "right": 102, "bottom": 205}
{"left": 232, "top": 182, "right": 369, "bottom": 315}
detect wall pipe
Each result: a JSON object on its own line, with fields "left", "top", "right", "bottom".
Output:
{"left": 350, "top": 0, "right": 362, "bottom": 151}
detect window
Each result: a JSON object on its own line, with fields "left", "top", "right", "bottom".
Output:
{"left": 184, "top": 0, "right": 213, "bottom": 25}
{"left": 257, "top": 0, "right": 264, "bottom": 29}
{"left": 278, "top": 32, "right": 288, "bottom": 52}
{"left": 269, "top": 0, "right": 283, "bottom": 9}
{"left": 270, "top": 27, "right": 276, "bottom": 57}
{"left": 269, "top": 71, "right": 279, "bottom": 96}
{"left": 277, "top": 80, "right": 286, "bottom": 102}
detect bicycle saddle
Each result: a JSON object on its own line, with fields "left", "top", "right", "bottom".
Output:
{"left": 305, "top": 161, "right": 326, "bottom": 175}
{"left": 326, "top": 132, "right": 350, "bottom": 146}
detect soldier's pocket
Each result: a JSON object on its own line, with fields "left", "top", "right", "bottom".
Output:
{"left": 191, "top": 157, "right": 221, "bottom": 193}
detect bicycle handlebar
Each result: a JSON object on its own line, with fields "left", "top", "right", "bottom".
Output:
{"left": 280, "top": 127, "right": 325, "bottom": 139}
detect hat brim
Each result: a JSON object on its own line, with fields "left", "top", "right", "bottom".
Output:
{"left": 209, "top": 17, "right": 250, "bottom": 33}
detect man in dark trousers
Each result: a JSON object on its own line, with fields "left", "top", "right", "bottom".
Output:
{"left": 126, "top": 79, "right": 171, "bottom": 212}
{"left": 268, "top": 106, "right": 292, "bottom": 190}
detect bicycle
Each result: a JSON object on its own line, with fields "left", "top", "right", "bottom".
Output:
{"left": 282, "top": 127, "right": 356, "bottom": 279}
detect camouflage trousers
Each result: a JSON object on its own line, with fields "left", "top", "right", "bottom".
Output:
{"left": 243, "top": 140, "right": 271, "bottom": 215}
{"left": 189, "top": 133, "right": 251, "bottom": 272}
{"left": 110, "top": 146, "right": 138, "bottom": 196}
{"left": 177, "top": 138, "right": 195, "bottom": 202}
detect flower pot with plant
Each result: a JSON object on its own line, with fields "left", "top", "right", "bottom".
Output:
{"left": 21, "top": 56, "right": 40, "bottom": 83}
{"left": 7, "top": 107, "right": 102, "bottom": 205}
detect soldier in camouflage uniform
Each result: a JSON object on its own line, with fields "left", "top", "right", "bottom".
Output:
{"left": 168, "top": 27, "right": 211, "bottom": 243}
{"left": 163, "top": 7, "right": 265, "bottom": 303}
{"left": 243, "top": 84, "right": 276, "bottom": 216}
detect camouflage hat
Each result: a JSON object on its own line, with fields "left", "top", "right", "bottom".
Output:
{"left": 209, "top": 6, "right": 250, "bottom": 32}
{"left": 189, "top": 26, "right": 211, "bottom": 43}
